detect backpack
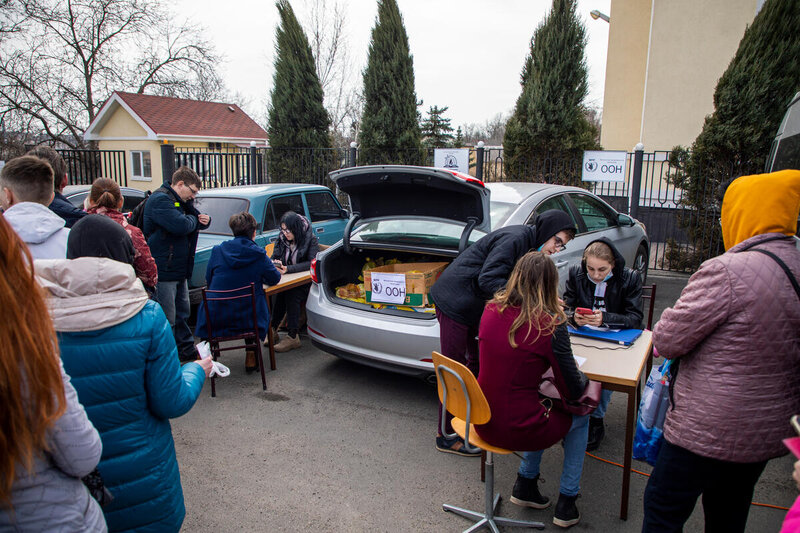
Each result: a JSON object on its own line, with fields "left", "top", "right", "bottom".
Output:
{"left": 128, "top": 190, "right": 152, "bottom": 229}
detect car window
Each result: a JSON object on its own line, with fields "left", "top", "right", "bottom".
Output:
{"left": 771, "top": 133, "right": 800, "bottom": 172}
{"left": 67, "top": 192, "right": 87, "bottom": 208}
{"left": 569, "top": 194, "right": 616, "bottom": 232}
{"left": 355, "top": 219, "right": 467, "bottom": 248}
{"left": 305, "top": 191, "right": 341, "bottom": 222}
{"left": 264, "top": 194, "right": 304, "bottom": 231}
{"left": 121, "top": 193, "right": 144, "bottom": 213}
{"left": 195, "top": 197, "right": 250, "bottom": 235}
{"left": 529, "top": 194, "right": 579, "bottom": 227}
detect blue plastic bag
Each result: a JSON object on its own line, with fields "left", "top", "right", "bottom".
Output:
{"left": 633, "top": 359, "right": 673, "bottom": 466}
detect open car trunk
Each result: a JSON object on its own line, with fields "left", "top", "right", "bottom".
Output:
{"left": 317, "top": 244, "right": 456, "bottom": 319}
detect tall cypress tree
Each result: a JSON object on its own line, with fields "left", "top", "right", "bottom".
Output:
{"left": 268, "top": 0, "right": 331, "bottom": 182}
{"left": 503, "top": 0, "right": 599, "bottom": 182}
{"left": 359, "top": 0, "right": 422, "bottom": 165}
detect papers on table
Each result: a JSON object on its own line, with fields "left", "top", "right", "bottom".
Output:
{"left": 574, "top": 355, "right": 586, "bottom": 367}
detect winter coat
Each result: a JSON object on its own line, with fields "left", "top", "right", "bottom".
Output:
{"left": 195, "top": 236, "right": 282, "bottom": 340}
{"left": 49, "top": 191, "right": 87, "bottom": 228}
{"left": 87, "top": 206, "right": 158, "bottom": 288}
{"left": 271, "top": 215, "right": 319, "bottom": 273}
{"left": 564, "top": 237, "right": 643, "bottom": 329}
{"left": 3, "top": 202, "right": 69, "bottom": 259}
{"left": 476, "top": 303, "right": 588, "bottom": 451}
{"left": 431, "top": 210, "right": 577, "bottom": 328}
{"left": 0, "top": 362, "right": 106, "bottom": 533}
{"left": 35, "top": 257, "right": 206, "bottom": 533}
{"left": 142, "top": 183, "right": 210, "bottom": 282}
{"left": 653, "top": 170, "right": 800, "bottom": 463}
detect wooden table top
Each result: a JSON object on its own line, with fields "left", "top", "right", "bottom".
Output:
{"left": 263, "top": 271, "right": 312, "bottom": 296}
{"left": 571, "top": 330, "right": 653, "bottom": 388}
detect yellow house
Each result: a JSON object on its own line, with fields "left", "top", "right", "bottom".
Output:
{"left": 599, "top": 0, "right": 765, "bottom": 152}
{"left": 84, "top": 91, "right": 268, "bottom": 191}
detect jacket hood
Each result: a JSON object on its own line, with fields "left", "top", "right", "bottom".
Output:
{"left": 721, "top": 170, "right": 800, "bottom": 250}
{"left": 533, "top": 210, "right": 577, "bottom": 249}
{"left": 3, "top": 202, "right": 67, "bottom": 244}
{"left": 583, "top": 237, "right": 626, "bottom": 277}
{"left": 35, "top": 257, "right": 148, "bottom": 332}
{"left": 219, "top": 236, "right": 267, "bottom": 269}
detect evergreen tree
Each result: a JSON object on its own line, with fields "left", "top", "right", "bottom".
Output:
{"left": 503, "top": 0, "right": 600, "bottom": 183}
{"left": 667, "top": 0, "right": 800, "bottom": 268}
{"left": 454, "top": 126, "right": 464, "bottom": 148}
{"left": 359, "top": 0, "right": 422, "bottom": 165}
{"left": 268, "top": 0, "right": 332, "bottom": 182}
{"left": 421, "top": 105, "right": 455, "bottom": 148}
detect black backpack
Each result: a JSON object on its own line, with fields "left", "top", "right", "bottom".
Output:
{"left": 128, "top": 190, "right": 152, "bottom": 229}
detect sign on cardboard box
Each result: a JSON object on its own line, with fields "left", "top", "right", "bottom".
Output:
{"left": 364, "top": 262, "right": 448, "bottom": 307}
{"left": 369, "top": 272, "right": 407, "bottom": 304}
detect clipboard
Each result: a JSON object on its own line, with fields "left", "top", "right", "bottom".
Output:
{"left": 568, "top": 325, "right": 644, "bottom": 346}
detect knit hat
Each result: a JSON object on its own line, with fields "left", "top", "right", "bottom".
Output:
{"left": 66, "top": 214, "right": 135, "bottom": 265}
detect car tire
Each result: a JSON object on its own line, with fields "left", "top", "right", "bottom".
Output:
{"left": 633, "top": 243, "right": 648, "bottom": 283}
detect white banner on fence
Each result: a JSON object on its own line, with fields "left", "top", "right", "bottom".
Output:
{"left": 369, "top": 272, "right": 407, "bottom": 304}
{"left": 582, "top": 150, "right": 627, "bottom": 182}
{"left": 434, "top": 148, "right": 469, "bottom": 174}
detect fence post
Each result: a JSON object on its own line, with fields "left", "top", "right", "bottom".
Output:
{"left": 630, "top": 143, "right": 644, "bottom": 219}
{"left": 475, "top": 141, "right": 485, "bottom": 181}
{"left": 249, "top": 141, "right": 258, "bottom": 185}
{"left": 160, "top": 143, "right": 175, "bottom": 184}
{"left": 349, "top": 142, "right": 357, "bottom": 167}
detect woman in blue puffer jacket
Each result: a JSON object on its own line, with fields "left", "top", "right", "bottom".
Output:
{"left": 35, "top": 215, "right": 212, "bottom": 532}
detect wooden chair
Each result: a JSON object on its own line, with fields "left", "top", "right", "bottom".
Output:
{"left": 432, "top": 351, "right": 545, "bottom": 532}
{"left": 201, "top": 283, "right": 267, "bottom": 397}
{"left": 642, "top": 284, "right": 657, "bottom": 330}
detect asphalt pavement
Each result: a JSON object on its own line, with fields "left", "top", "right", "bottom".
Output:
{"left": 173, "top": 271, "right": 796, "bottom": 532}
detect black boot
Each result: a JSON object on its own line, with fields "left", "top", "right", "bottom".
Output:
{"left": 586, "top": 416, "right": 605, "bottom": 451}
{"left": 553, "top": 493, "right": 580, "bottom": 528}
{"left": 510, "top": 473, "right": 550, "bottom": 509}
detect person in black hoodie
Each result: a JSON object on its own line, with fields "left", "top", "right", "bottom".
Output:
{"left": 269, "top": 211, "right": 319, "bottom": 353}
{"left": 429, "top": 209, "right": 577, "bottom": 455}
{"left": 564, "top": 237, "right": 643, "bottom": 450}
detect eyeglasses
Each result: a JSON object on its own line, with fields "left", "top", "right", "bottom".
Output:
{"left": 553, "top": 236, "right": 567, "bottom": 252}
{"left": 280, "top": 227, "right": 292, "bottom": 234}
{"left": 188, "top": 185, "right": 199, "bottom": 195}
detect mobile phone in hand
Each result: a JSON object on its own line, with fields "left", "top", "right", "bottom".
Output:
{"left": 575, "top": 307, "right": 594, "bottom": 316}
{"left": 272, "top": 259, "right": 283, "bottom": 267}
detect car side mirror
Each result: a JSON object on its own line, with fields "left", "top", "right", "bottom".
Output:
{"left": 339, "top": 208, "right": 349, "bottom": 219}
{"left": 617, "top": 213, "right": 635, "bottom": 227}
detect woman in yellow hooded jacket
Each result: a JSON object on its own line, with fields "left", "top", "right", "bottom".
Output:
{"left": 642, "top": 170, "right": 800, "bottom": 533}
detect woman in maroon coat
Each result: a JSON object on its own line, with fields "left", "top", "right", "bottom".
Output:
{"left": 476, "top": 251, "right": 589, "bottom": 528}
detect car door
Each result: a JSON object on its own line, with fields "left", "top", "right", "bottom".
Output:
{"left": 302, "top": 190, "right": 347, "bottom": 245}
{"left": 526, "top": 193, "right": 582, "bottom": 290}
{"left": 262, "top": 193, "right": 305, "bottom": 246}
{"left": 565, "top": 192, "right": 638, "bottom": 266}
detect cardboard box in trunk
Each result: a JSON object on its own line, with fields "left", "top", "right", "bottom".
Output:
{"left": 364, "top": 262, "right": 448, "bottom": 307}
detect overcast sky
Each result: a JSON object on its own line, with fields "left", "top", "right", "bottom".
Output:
{"left": 173, "top": 0, "right": 612, "bottom": 129}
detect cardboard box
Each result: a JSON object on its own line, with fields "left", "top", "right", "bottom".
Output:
{"left": 364, "top": 262, "right": 448, "bottom": 307}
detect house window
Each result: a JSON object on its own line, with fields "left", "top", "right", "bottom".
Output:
{"left": 131, "top": 150, "right": 152, "bottom": 181}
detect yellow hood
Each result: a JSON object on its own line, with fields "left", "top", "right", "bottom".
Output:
{"left": 721, "top": 170, "right": 800, "bottom": 250}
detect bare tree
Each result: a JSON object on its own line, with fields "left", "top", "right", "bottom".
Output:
{"left": 0, "top": 0, "right": 224, "bottom": 148}
{"left": 462, "top": 112, "right": 510, "bottom": 146}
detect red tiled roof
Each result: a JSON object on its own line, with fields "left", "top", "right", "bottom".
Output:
{"left": 114, "top": 91, "right": 267, "bottom": 140}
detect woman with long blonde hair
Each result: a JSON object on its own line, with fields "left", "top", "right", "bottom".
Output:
{"left": 0, "top": 215, "right": 105, "bottom": 531}
{"left": 476, "top": 251, "right": 590, "bottom": 528}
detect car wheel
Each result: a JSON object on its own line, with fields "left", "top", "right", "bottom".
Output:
{"left": 633, "top": 243, "right": 648, "bottom": 283}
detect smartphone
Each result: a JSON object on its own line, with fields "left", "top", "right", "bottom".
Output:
{"left": 791, "top": 414, "right": 800, "bottom": 435}
{"left": 272, "top": 259, "right": 283, "bottom": 267}
{"left": 575, "top": 307, "right": 594, "bottom": 316}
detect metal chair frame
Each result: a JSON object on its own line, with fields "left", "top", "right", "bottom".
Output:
{"left": 201, "top": 283, "right": 266, "bottom": 397}
{"left": 642, "top": 283, "right": 657, "bottom": 330}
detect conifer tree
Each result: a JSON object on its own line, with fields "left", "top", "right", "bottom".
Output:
{"left": 503, "top": 0, "right": 599, "bottom": 182}
{"left": 359, "top": 0, "right": 422, "bottom": 165}
{"left": 268, "top": 0, "right": 331, "bottom": 181}
{"left": 454, "top": 126, "right": 464, "bottom": 148}
{"left": 421, "top": 105, "right": 454, "bottom": 148}
{"left": 666, "top": 0, "right": 800, "bottom": 268}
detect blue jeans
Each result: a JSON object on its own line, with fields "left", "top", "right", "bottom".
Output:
{"left": 155, "top": 279, "right": 195, "bottom": 360}
{"left": 518, "top": 414, "right": 590, "bottom": 497}
{"left": 592, "top": 389, "right": 614, "bottom": 419}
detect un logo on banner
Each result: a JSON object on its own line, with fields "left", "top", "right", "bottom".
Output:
{"left": 585, "top": 160, "right": 598, "bottom": 172}
{"left": 372, "top": 281, "right": 382, "bottom": 295}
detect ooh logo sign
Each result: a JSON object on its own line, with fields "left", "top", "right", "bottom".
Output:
{"left": 434, "top": 148, "right": 469, "bottom": 174}
{"left": 582, "top": 150, "right": 626, "bottom": 182}
{"left": 370, "top": 272, "right": 406, "bottom": 304}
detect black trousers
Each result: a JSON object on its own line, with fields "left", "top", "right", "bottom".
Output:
{"left": 642, "top": 440, "right": 768, "bottom": 533}
{"left": 270, "top": 285, "right": 310, "bottom": 337}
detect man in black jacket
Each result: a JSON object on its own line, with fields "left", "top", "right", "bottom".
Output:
{"left": 143, "top": 166, "right": 211, "bottom": 362}
{"left": 27, "top": 145, "right": 87, "bottom": 228}
{"left": 429, "top": 209, "right": 577, "bottom": 455}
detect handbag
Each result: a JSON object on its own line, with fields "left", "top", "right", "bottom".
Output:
{"left": 82, "top": 467, "right": 114, "bottom": 507}
{"left": 538, "top": 368, "right": 602, "bottom": 416}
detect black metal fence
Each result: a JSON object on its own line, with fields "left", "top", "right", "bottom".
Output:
{"left": 57, "top": 149, "right": 128, "bottom": 187}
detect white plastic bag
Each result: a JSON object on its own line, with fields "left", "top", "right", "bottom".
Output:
{"left": 196, "top": 341, "right": 231, "bottom": 378}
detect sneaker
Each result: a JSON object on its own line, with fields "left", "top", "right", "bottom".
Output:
{"left": 553, "top": 493, "right": 580, "bottom": 528}
{"left": 263, "top": 327, "right": 279, "bottom": 347}
{"left": 274, "top": 334, "right": 301, "bottom": 353}
{"left": 435, "top": 435, "right": 481, "bottom": 457}
{"left": 586, "top": 417, "right": 605, "bottom": 451}
{"left": 510, "top": 474, "right": 550, "bottom": 509}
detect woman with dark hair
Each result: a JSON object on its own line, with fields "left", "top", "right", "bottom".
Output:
{"left": 269, "top": 210, "right": 319, "bottom": 352}
{"left": 86, "top": 178, "right": 157, "bottom": 290}
{"left": 477, "top": 251, "right": 590, "bottom": 528}
{"left": 35, "top": 214, "right": 212, "bottom": 532}
{"left": 0, "top": 215, "right": 105, "bottom": 532}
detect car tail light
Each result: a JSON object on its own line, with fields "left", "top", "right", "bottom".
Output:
{"left": 310, "top": 258, "right": 319, "bottom": 283}
{"left": 446, "top": 169, "right": 485, "bottom": 188}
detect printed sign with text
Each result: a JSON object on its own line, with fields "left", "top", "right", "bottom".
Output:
{"left": 582, "top": 150, "right": 627, "bottom": 182}
{"left": 434, "top": 148, "right": 469, "bottom": 174}
{"left": 369, "top": 272, "right": 407, "bottom": 304}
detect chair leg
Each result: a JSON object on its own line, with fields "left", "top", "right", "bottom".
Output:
{"left": 442, "top": 451, "right": 545, "bottom": 531}
{"left": 255, "top": 339, "right": 267, "bottom": 392}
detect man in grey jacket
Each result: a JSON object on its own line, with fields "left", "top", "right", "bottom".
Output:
{"left": 0, "top": 155, "right": 70, "bottom": 259}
